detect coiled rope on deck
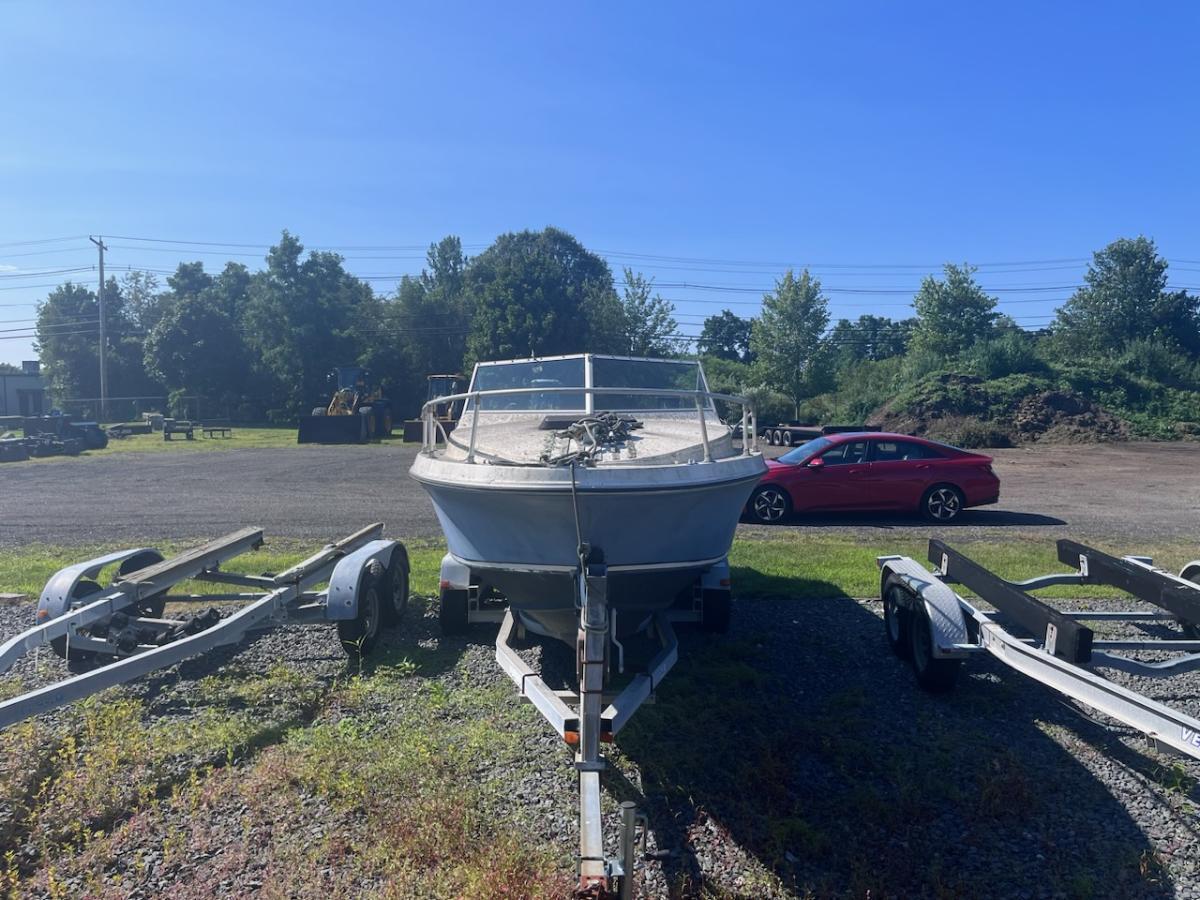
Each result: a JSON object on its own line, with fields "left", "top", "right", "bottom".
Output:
{"left": 540, "top": 412, "right": 643, "bottom": 467}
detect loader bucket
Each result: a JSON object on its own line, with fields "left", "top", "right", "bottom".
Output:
{"left": 297, "top": 414, "right": 368, "bottom": 444}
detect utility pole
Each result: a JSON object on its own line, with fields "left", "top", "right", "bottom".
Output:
{"left": 89, "top": 236, "right": 108, "bottom": 421}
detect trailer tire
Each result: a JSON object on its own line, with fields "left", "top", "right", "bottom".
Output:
{"left": 383, "top": 548, "right": 409, "bottom": 626}
{"left": 882, "top": 576, "right": 912, "bottom": 660}
{"left": 119, "top": 550, "right": 168, "bottom": 618}
{"left": 338, "top": 561, "right": 384, "bottom": 658}
{"left": 908, "top": 601, "right": 961, "bottom": 693}
{"left": 439, "top": 588, "right": 469, "bottom": 635}
{"left": 50, "top": 580, "right": 103, "bottom": 669}
{"left": 701, "top": 589, "right": 731, "bottom": 633}
{"left": 773, "top": 429, "right": 784, "bottom": 446}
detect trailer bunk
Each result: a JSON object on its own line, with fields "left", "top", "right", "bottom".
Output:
{"left": 0, "top": 523, "right": 409, "bottom": 729}
{"left": 877, "top": 538, "right": 1200, "bottom": 760}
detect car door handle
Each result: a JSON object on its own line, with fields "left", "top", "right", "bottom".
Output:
{"left": 916, "top": 464, "right": 931, "bottom": 470}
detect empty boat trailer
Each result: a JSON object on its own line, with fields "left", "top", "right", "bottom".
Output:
{"left": 0, "top": 524, "right": 410, "bottom": 730}
{"left": 878, "top": 539, "right": 1200, "bottom": 759}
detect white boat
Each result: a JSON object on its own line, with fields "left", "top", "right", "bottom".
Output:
{"left": 410, "top": 353, "right": 765, "bottom": 892}
{"left": 410, "top": 353, "right": 766, "bottom": 640}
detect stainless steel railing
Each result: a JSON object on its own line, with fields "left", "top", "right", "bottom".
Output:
{"left": 420, "top": 385, "right": 758, "bottom": 463}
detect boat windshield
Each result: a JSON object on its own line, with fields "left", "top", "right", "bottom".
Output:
{"left": 471, "top": 358, "right": 586, "bottom": 411}
{"left": 592, "top": 357, "right": 706, "bottom": 411}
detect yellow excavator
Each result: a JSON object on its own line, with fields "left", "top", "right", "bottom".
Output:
{"left": 297, "top": 367, "right": 393, "bottom": 444}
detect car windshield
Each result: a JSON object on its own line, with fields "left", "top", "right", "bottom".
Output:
{"left": 592, "top": 357, "right": 705, "bottom": 411}
{"left": 471, "top": 358, "right": 586, "bottom": 410}
{"left": 778, "top": 436, "right": 832, "bottom": 463}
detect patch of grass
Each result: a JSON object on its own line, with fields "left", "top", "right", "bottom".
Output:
{"left": 10, "top": 426, "right": 414, "bottom": 465}
{"left": 731, "top": 532, "right": 1200, "bottom": 600}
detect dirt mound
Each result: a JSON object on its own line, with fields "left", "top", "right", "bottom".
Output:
{"left": 872, "top": 374, "right": 1129, "bottom": 447}
{"left": 1009, "top": 390, "right": 1129, "bottom": 443}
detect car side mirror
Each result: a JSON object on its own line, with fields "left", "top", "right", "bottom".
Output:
{"left": 807, "top": 456, "right": 825, "bottom": 469}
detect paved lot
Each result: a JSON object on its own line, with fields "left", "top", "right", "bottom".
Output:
{"left": 1, "top": 441, "right": 1197, "bottom": 548}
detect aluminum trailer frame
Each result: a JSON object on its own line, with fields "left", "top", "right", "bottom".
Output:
{"left": 448, "top": 553, "right": 725, "bottom": 898}
{"left": 0, "top": 523, "right": 408, "bottom": 729}
{"left": 877, "top": 539, "right": 1200, "bottom": 760}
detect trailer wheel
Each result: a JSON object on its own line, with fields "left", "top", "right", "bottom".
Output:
{"left": 50, "top": 580, "right": 102, "bottom": 669}
{"left": 439, "top": 587, "right": 469, "bottom": 635}
{"left": 773, "top": 429, "right": 784, "bottom": 446}
{"left": 701, "top": 589, "right": 731, "bottom": 633}
{"left": 908, "top": 601, "right": 961, "bottom": 693}
{"left": 118, "top": 550, "right": 168, "bottom": 618}
{"left": 383, "top": 548, "right": 409, "bottom": 626}
{"left": 338, "top": 561, "right": 384, "bottom": 658}
{"left": 882, "top": 576, "right": 912, "bottom": 659}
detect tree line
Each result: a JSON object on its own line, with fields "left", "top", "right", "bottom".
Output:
{"left": 34, "top": 231, "right": 1200, "bottom": 431}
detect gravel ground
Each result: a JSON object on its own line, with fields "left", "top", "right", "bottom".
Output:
{"left": 2, "top": 440, "right": 1199, "bottom": 548}
{"left": 2, "top": 440, "right": 1200, "bottom": 896}
{"left": 3, "top": 584, "right": 1200, "bottom": 897}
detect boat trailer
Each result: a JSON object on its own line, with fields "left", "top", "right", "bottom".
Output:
{"left": 443, "top": 551, "right": 730, "bottom": 898}
{"left": 0, "top": 523, "right": 408, "bottom": 729}
{"left": 878, "top": 538, "right": 1200, "bottom": 760}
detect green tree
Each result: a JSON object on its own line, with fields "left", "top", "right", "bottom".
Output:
{"left": 827, "top": 315, "right": 914, "bottom": 369}
{"left": 241, "top": 231, "right": 376, "bottom": 420}
{"left": 750, "top": 269, "right": 831, "bottom": 418}
{"left": 620, "top": 269, "right": 677, "bottom": 357}
{"left": 144, "top": 292, "right": 250, "bottom": 415}
{"left": 1052, "top": 237, "right": 1200, "bottom": 355}
{"left": 911, "top": 264, "right": 998, "bottom": 357}
{"left": 465, "top": 228, "right": 624, "bottom": 362}
{"left": 119, "top": 270, "right": 166, "bottom": 332}
{"left": 697, "top": 309, "right": 754, "bottom": 363}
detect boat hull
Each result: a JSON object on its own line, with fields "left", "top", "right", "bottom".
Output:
{"left": 411, "top": 454, "right": 764, "bottom": 611}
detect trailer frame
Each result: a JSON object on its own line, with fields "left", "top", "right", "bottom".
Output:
{"left": 877, "top": 538, "right": 1200, "bottom": 760}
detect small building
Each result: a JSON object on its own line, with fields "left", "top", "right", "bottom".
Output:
{"left": 0, "top": 361, "right": 46, "bottom": 417}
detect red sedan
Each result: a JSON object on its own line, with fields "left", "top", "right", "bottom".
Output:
{"left": 745, "top": 432, "right": 1000, "bottom": 524}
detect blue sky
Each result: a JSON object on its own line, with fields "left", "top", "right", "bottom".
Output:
{"left": 2, "top": 1, "right": 1198, "bottom": 365}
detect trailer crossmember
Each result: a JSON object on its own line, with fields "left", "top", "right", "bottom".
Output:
{"left": 878, "top": 539, "right": 1200, "bottom": 761}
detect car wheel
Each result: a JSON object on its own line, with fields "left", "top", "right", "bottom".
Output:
{"left": 749, "top": 485, "right": 791, "bottom": 524}
{"left": 921, "top": 484, "right": 964, "bottom": 522}
{"left": 909, "top": 600, "right": 961, "bottom": 692}
{"left": 883, "top": 576, "right": 912, "bottom": 660}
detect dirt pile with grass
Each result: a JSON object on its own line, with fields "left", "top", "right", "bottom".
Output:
{"left": 873, "top": 373, "right": 1130, "bottom": 448}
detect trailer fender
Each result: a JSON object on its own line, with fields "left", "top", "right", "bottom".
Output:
{"left": 439, "top": 553, "right": 472, "bottom": 592}
{"left": 325, "top": 540, "right": 401, "bottom": 621}
{"left": 699, "top": 558, "right": 731, "bottom": 591}
{"left": 1181, "top": 561, "right": 1200, "bottom": 586}
{"left": 876, "top": 555, "right": 970, "bottom": 659}
{"left": 38, "top": 548, "right": 159, "bottom": 622}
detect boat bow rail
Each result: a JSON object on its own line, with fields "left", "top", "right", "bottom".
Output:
{"left": 420, "top": 384, "right": 760, "bottom": 464}
{"left": 877, "top": 538, "right": 1200, "bottom": 760}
